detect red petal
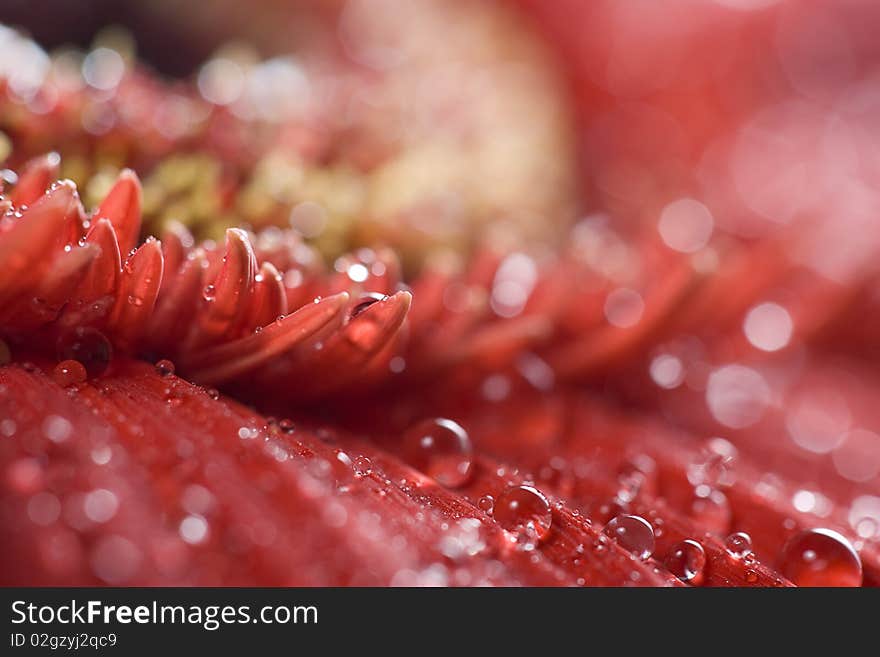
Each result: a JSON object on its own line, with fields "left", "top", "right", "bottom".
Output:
{"left": 93, "top": 169, "right": 142, "bottom": 257}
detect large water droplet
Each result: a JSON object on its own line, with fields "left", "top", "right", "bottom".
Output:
{"left": 665, "top": 539, "right": 706, "bottom": 584}
{"left": 52, "top": 359, "right": 87, "bottom": 386}
{"left": 402, "top": 418, "right": 473, "bottom": 488}
{"left": 56, "top": 328, "right": 112, "bottom": 377}
{"left": 493, "top": 485, "right": 552, "bottom": 549}
{"left": 724, "top": 531, "right": 753, "bottom": 559}
{"left": 779, "top": 528, "right": 862, "bottom": 587}
{"left": 602, "top": 514, "right": 655, "bottom": 560}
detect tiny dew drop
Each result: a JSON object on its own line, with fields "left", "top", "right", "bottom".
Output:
{"left": 602, "top": 514, "right": 655, "bottom": 560}
{"left": 278, "top": 419, "right": 295, "bottom": 434}
{"left": 779, "top": 528, "right": 862, "bottom": 587}
{"left": 665, "top": 539, "right": 706, "bottom": 585}
{"left": 401, "top": 418, "right": 473, "bottom": 488}
{"left": 203, "top": 284, "right": 216, "bottom": 301}
{"left": 493, "top": 485, "right": 552, "bottom": 550}
{"left": 478, "top": 495, "right": 494, "bottom": 513}
{"left": 155, "top": 359, "right": 175, "bottom": 377}
{"left": 52, "top": 360, "right": 87, "bottom": 387}
{"left": 56, "top": 327, "right": 113, "bottom": 377}
{"left": 724, "top": 531, "right": 753, "bottom": 559}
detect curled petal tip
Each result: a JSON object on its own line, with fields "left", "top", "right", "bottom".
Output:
{"left": 183, "top": 289, "right": 350, "bottom": 384}
{"left": 108, "top": 238, "right": 164, "bottom": 345}
{"left": 95, "top": 169, "right": 143, "bottom": 255}
{"left": 10, "top": 152, "right": 61, "bottom": 206}
{"left": 185, "top": 228, "right": 257, "bottom": 348}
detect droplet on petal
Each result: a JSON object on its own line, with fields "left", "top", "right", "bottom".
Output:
{"left": 493, "top": 485, "right": 552, "bottom": 549}
{"left": 602, "top": 514, "right": 655, "bottom": 560}
{"left": 56, "top": 327, "right": 112, "bottom": 377}
{"left": 665, "top": 539, "right": 706, "bottom": 584}
{"left": 478, "top": 495, "right": 494, "bottom": 513}
{"left": 353, "top": 456, "right": 372, "bottom": 477}
{"left": 52, "top": 359, "right": 87, "bottom": 386}
{"left": 724, "top": 531, "right": 753, "bottom": 558}
{"left": 350, "top": 292, "right": 387, "bottom": 319}
{"left": 401, "top": 418, "right": 473, "bottom": 488}
{"left": 779, "top": 528, "right": 862, "bottom": 587}
{"left": 155, "top": 359, "right": 175, "bottom": 376}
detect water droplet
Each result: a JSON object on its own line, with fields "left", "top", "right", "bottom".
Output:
{"left": 52, "top": 359, "right": 87, "bottom": 386}
{"left": 203, "top": 284, "right": 216, "bottom": 301}
{"left": 478, "top": 495, "right": 495, "bottom": 513}
{"left": 353, "top": 456, "right": 372, "bottom": 477}
{"left": 493, "top": 485, "right": 552, "bottom": 549}
{"left": 779, "top": 528, "right": 862, "bottom": 587}
{"left": 602, "top": 514, "right": 655, "bottom": 560}
{"left": 56, "top": 327, "right": 113, "bottom": 378}
{"left": 725, "top": 531, "right": 753, "bottom": 558}
{"left": 665, "top": 539, "right": 706, "bottom": 584}
{"left": 350, "top": 292, "right": 387, "bottom": 319}
{"left": 155, "top": 359, "right": 175, "bottom": 376}
{"left": 127, "top": 294, "right": 144, "bottom": 307}
{"left": 278, "top": 418, "right": 295, "bottom": 434}
{"left": 402, "top": 418, "right": 473, "bottom": 488}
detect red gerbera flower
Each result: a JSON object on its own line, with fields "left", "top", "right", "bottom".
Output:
{"left": 1, "top": 0, "right": 879, "bottom": 587}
